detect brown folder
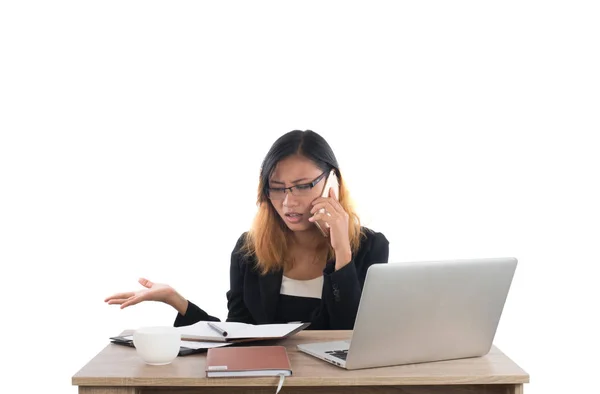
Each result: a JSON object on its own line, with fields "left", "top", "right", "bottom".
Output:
{"left": 206, "top": 346, "right": 292, "bottom": 377}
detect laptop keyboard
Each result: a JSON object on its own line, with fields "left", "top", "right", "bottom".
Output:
{"left": 325, "top": 349, "right": 348, "bottom": 360}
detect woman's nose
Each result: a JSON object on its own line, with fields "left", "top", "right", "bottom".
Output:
{"left": 282, "top": 191, "right": 299, "bottom": 207}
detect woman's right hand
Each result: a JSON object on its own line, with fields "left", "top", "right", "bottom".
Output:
{"left": 104, "top": 278, "right": 177, "bottom": 309}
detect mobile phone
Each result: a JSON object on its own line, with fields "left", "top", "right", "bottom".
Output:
{"left": 314, "top": 170, "right": 339, "bottom": 237}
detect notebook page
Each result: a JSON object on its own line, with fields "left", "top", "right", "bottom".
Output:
{"left": 237, "top": 322, "right": 305, "bottom": 338}
{"left": 120, "top": 335, "right": 231, "bottom": 349}
{"left": 176, "top": 321, "right": 251, "bottom": 340}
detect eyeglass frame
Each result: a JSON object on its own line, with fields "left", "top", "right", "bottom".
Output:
{"left": 265, "top": 171, "right": 328, "bottom": 200}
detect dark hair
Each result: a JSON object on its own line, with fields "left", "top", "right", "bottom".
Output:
{"left": 258, "top": 130, "right": 340, "bottom": 203}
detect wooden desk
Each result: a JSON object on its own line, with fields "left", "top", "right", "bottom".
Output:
{"left": 72, "top": 330, "right": 529, "bottom": 394}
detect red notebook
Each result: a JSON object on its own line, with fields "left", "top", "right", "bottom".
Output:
{"left": 205, "top": 346, "right": 292, "bottom": 377}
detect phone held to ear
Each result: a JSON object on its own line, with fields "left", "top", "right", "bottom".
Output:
{"left": 314, "top": 170, "right": 339, "bottom": 237}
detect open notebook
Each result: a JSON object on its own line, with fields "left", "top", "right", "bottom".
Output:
{"left": 109, "top": 335, "right": 233, "bottom": 356}
{"left": 176, "top": 321, "right": 310, "bottom": 342}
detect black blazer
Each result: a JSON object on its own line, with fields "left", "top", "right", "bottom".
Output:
{"left": 174, "top": 227, "right": 389, "bottom": 330}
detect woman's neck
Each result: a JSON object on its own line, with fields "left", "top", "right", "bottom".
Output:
{"left": 291, "top": 228, "right": 323, "bottom": 250}
{"left": 286, "top": 229, "right": 329, "bottom": 275}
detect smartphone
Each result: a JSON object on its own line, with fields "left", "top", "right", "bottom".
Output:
{"left": 314, "top": 170, "right": 339, "bottom": 237}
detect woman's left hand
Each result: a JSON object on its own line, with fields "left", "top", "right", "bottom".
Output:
{"left": 309, "top": 188, "right": 353, "bottom": 269}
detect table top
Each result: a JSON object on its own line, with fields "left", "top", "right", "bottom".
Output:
{"left": 72, "top": 330, "right": 529, "bottom": 387}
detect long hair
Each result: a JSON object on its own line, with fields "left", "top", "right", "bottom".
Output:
{"left": 242, "top": 130, "right": 364, "bottom": 274}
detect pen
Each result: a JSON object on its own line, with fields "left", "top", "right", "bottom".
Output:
{"left": 207, "top": 322, "right": 228, "bottom": 337}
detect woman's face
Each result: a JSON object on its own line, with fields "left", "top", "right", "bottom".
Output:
{"left": 268, "top": 155, "right": 327, "bottom": 232}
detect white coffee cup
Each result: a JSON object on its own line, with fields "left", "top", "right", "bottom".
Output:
{"left": 133, "top": 326, "right": 181, "bottom": 365}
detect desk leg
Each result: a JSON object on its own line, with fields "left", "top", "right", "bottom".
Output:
{"left": 79, "top": 388, "right": 140, "bottom": 394}
{"left": 510, "top": 384, "right": 524, "bottom": 394}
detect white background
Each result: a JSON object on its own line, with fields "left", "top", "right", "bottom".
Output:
{"left": 1, "top": 1, "right": 599, "bottom": 393}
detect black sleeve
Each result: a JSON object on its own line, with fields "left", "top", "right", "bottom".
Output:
{"left": 308, "top": 231, "right": 390, "bottom": 329}
{"left": 173, "top": 301, "right": 220, "bottom": 327}
{"left": 173, "top": 235, "right": 253, "bottom": 327}
{"left": 224, "top": 235, "right": 256, "bottom": 324}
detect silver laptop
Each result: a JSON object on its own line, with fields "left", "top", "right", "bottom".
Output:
{"left": 297, "top": 257, "right": 518, "bottom": 369}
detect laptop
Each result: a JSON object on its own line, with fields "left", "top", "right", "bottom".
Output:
{"left": 297, "top": 257, "right": 518, "bottom": 370}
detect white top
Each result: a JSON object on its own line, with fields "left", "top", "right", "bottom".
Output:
{"left": 280, "top": 275, "right": 324, "bottom": 299}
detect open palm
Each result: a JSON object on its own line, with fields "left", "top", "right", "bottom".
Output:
{"left": 104, "top": 278, "right": 174, "bottom": 309}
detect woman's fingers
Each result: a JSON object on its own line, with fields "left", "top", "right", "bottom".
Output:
{"left": 138, "top": 278, "right": 154, "bottom": 288}
{"left": 120, "top": 295, "right": 146, "bottom": 309}
{"left": 104, "top": 291, "right": 135, "bottom": 302}
{"left": 106, "top": 298, "right": 129, "bottom": 305}
{"left": 105, "top": 278, "right": 153, "bottom": 303}
{"left": 311, "top": 196, "right": 344, "bottom": 215}
{"left": 309, "top": 199, "right": 349, "bottom": 230}
{"left": 310, "top": 201, "right": 337, "bottom": 216}
{"left": 309, "top": 211, "right": 332, "bottom": 223}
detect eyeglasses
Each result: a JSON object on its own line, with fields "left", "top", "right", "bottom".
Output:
{"left": 266, "top": 171, "right": 327, "bottom": 200}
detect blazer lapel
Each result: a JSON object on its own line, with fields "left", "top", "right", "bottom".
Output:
{"left": 258, "top": 269, "right": 283, "bottom": 323}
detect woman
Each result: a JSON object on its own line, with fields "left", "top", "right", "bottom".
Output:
{"left": 105, "top": 130, "right": 389, "bottom": 329}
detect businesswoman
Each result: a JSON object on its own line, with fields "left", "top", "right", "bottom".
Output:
{"left": 105, "top": 130, "right": 389, "bottom": 329}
